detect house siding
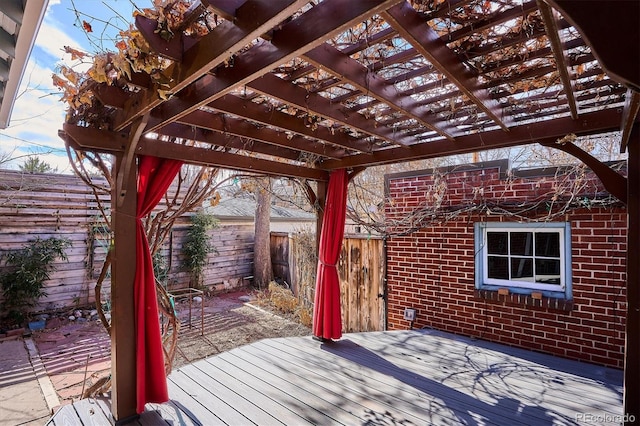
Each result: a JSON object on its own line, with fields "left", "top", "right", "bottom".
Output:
{"left": 385, "top": 161, "right": 627, "bottom": 368}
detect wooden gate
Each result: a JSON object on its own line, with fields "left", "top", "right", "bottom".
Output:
{"left": 338, "top": 236, "right": 385, "bottom": 332}
{"left": 271, "top": 232, "right": 386, "bottom": 332}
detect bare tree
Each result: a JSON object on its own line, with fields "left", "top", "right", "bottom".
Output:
{"left": 253, "top": 176, "right": 273, "bottom": 289}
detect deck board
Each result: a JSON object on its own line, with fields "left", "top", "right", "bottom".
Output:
{"left": 178, "top": 362, "right": 286, "bottom": 425}
{"left": 164, "top": 370, "right": 227, "bottom": 425}
{"left": 249, "top": 338, "right": 465, "bottom": 425}
{"left": 46, "top": 329, "right": 624, "bottom": 426}
{"left": 225, "top": 343, "right": 395, "bottom": 425}
{"left": 257, "top": 337, "right": 533, "bottom": 425}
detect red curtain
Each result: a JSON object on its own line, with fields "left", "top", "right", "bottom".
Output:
{"left": 135, "top": 155, "right": 183, "bottom": 413}
{"left": 313, "top": 168, "right": 349, "bottom": 340}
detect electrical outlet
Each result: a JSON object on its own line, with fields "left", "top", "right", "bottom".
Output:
{"left": 403, "top": 308, "right": 417, "bottom": 321}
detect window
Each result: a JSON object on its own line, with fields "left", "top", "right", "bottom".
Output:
{"left": 474, "top": 222, "right": 572, "bottom": 299}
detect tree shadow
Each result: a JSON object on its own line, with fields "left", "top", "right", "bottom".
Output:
{"left": 321, "top": 338, "right": 561, "bottom": 425}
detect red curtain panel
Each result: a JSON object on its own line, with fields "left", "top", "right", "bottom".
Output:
{"left": 313, "top": 168, "right": 348, "bottom": 340}
{"left": 135, "top": 155, "right": 183, "bottom": 413}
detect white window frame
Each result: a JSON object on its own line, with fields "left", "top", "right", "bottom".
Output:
{"left": 474, "top": 222, "right": 572, "bottom": 299}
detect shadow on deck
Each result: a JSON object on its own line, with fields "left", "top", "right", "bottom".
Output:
{"left": 47, "top": 329, "right": 623, "bottom": 425}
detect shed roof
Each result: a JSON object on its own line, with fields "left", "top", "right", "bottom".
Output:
{"left": 206, "top": 196, "right": 315, "bottom": 221}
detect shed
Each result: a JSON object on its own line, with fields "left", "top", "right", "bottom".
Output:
{"left": 385, "top": 159, "right": 627, "bottom": 367}
{"left": 206, "top": 196, "right": 315, "bottom": 233}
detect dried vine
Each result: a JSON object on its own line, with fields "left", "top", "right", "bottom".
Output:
{"left": 348, "top": 157, "right": 625, "bottom": 238}
{"left": 67, "top": 144, "right": 230, "bottom": 398}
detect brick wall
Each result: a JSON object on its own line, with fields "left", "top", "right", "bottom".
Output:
{"left": 384, "top": 160, "right": 627, "bottom": 368}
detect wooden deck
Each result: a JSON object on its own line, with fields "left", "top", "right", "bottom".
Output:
{"left": 47, "top": 329, "right": 623, "bottom": 425}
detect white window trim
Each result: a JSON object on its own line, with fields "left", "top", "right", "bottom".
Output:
{"left": 474, "top": 222, "right": 573, "bottom": 299}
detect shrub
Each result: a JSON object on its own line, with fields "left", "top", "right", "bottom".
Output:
{"left": 268, "top": 281, "right": 298, "bottom": 314}
{"left": 182, "top": 212, "right": 218, "bottom": 288}
{"left": 0, "top": 237, "right": 71, "bottom": 326}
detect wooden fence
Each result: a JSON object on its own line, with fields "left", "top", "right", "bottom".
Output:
{"left": 1, "top": 169, "right": 385, "bottom": 331}
{"left": 0, "top": 170, "right": 252, "bottom": 314}
{"left": 271, "top": 232, "right": 385, "bottom": 332}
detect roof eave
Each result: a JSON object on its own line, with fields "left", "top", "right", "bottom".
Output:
{"left": 0, "top": 0, "right": 49, "bottom": 129}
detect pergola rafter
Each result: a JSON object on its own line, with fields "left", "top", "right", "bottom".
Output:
{"left": 144, "top": 0, "right": 402, "bottom": 134}
{"left": 537, "top": 0, "right": 578, "bottom": 119}
{"left": 113, "top": 0, "right": 311, "bottom": 132}
{"left": 382, "top": 3, "right": 510, "bottom": 131}
{"left": 246, "top": 74, "right": 419, "bottom": 147}
{"left": 303, "top": 43, "right": 457, "bottom": 141}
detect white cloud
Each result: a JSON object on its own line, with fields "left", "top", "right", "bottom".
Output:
{"left": 36, "top": 19, "right": 82, "bottom": 62}
{"left": 0, "top": 59, "right": 68, "bottom": 170}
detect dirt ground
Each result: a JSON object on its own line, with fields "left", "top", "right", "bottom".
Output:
{"left": 31, "top": 289, "right": 311, "bottom": 406}
{"left": 171, "top": 290, "right": 311, "bottom": 368}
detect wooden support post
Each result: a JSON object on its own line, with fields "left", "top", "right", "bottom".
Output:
{"left": 315, "top": 180, "right": 327, "bottom": 251}
{"left": 110, "top": 155, "right": 138, "bottom": 422}
{"left": 625, "top": 125, "right": 640, "bottom": 425}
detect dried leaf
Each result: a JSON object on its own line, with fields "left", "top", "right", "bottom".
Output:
{"left": 82, "top": 20, "right": 93, "bottom": 33}
{"left": 61, "top": 66, "right": 79, "bottom": 85}
{"left": 158, "top": 89, "right": 171, "bottom": 100}
{"left": 64, "top": 46, "right": 87, "bottom": 60}
{"left": 51, "top": 74, "right": 67, "bottom": 89}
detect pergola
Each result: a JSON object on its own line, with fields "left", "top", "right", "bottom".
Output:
{"left": 55, "top": 0, "right": 639, "bottom": 423}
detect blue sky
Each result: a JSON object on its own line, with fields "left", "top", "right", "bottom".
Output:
{"left": 0, "top": 0, "right": 140, "bottom": 172}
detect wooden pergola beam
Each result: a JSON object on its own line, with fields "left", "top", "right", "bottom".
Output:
{"left": 447, "top": 0, "right": 539, "bottom": 40}
{"left": 247, "top": 73, "right": 418, "bottom": 147}
{"left": 96, "top": 71, "right": 365, "bottom": 157}
{"left": 140, "top": 138, "right": 328, "bottom": 181}
{"left": 203, "top": 95, "right": 370, "bottom": 153}
{"left": 538, "top": 138, "right": 627, "bottom": 203}
{"left": 319, "top": 108, "right": 626, "bottom": 169}
{"left": 176, "top": 108, "right": 347, "bottom": 159}
{"left": 382, "top": 3, "right": 510, "bottom": 131}
{"left": 145, "top": 0, "right": 403, "bottom": 134}
{"left": 202, "top": 0, "right": 243, "bottom": 21}
{"left": 113, "top": 0, "right": 309, "bottom": 132}
{"left": 303, "top": 43, "right": 456, "bottom": 141}
{"left": 621, "top": 90, "right": 640, "bottom": 153}
{"left": 61, "top": 124, "right": 329, "bottom": 181}
{"left": 160, "top": 122, "right": 304, "bottom": 161}
{"left": 536, "top": 0, "right": 578, "bottom": 119}
{"left": 465, "top": 22, "right": 554, "bottom": 60}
